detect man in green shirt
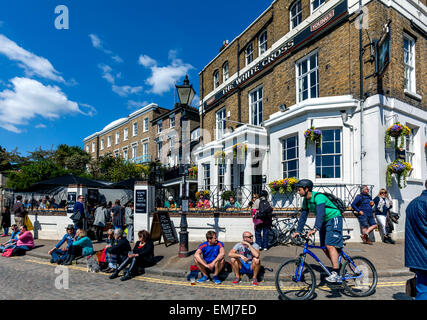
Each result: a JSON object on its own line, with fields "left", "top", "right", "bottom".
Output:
{"left": 293, "top": 179, "right": 344, "bottom": 283}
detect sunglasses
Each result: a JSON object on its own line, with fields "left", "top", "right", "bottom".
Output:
{"left": 245, "top": 235, "right": 254, "bottom": 238}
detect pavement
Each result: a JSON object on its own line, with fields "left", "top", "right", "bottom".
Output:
{"left": 18, "top": 236, "right": 411, "bottom": 282}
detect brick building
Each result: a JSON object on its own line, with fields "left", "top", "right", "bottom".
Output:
{"left": 195, "top": 0, "right": 426, "bottom": 237}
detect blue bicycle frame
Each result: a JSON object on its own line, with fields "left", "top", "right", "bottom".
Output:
{"left": 294, "top": 242, "right": 364, "bottom": 282}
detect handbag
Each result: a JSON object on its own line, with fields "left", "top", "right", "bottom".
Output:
{"left": 406, "top": 276, "right": 417, "bottom": 298}
{"left": 1, "top": 248, "right": 13, "bottom": 257}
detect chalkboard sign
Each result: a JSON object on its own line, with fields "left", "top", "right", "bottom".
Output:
{"left": 67, "top": 192, "right": 76, "bottom": 214}
{"left": 135, "top": 190, "right": 147, "bottom": 214}
{"left": 150, "top": 211, "right": 178, "bottom": 247}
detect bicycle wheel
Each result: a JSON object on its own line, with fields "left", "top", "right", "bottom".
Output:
{"left": 340, "top": 256, "right": 378, "bottom": 297}
{"left": 268, "top": 228, "right": 279, "bottom": 247}
{"left": 275, "top": 259, "right": 316, "bottom": 300}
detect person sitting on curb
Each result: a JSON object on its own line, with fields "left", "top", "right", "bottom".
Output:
{"left": 194, "top": 230, "right": 225, "bottom": 284}
{"left": 228, "top": 231, "right": 261, "bottom": 286}
{"left": 109, "top": 230, "right": 155, "bottom": 281}
{"left": 104, "top": 228, "right": 131, "bottom": 273}
{"left": 48, "top": 225, "right": 75, "bottom": 264}
{"left": 0, "top": 224, "right": 19, "bottom": 253}
{"left": 224, "top": 196, "right": 242, "bottom": 209}
{"left": 102, "top": 228, "right": 118, "bottom": 272}
{"left": 63, "top": 229, "right": 93, "bottom": 265}
{"left": 9, "top": 225, "right": 34, "bottom": 256}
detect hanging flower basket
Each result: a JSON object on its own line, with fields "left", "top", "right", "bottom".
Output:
{"left": 188, "top": 166, "right": 198, "bottom": 179}
{"left": 232, "top": 143, "right": 247, "bottom": 160}
{"left": 268, "top": 178, "right": 299, "bottom": 195}
{"left": 195, "top": 190, "right": 210, "bottom": 200}
{"left": 385, "top": 122, "right": 411, "bottom": 149}
{"left": 386, "top": 160, "right": 412, "bottom": 189}
{"left": 304, "top": 127, "right": 322, "bottom": 149}
{"left": 214, "top": 151, "right": 226, "bottom": 165}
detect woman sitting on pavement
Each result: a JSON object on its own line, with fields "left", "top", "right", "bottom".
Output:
{"left": 48, "top": 225, "right": 75, "bottom": 264}
{"left": 101, "top": 228, "right": 118, "bottom": 272}
{"left": 0, "top": 224, "right": 19, "bottom": 253}
{"left": 8, "top": 225, "right": 35, "bottom": 255}
{"left": 104, "top": 228, "right": 131, "bottom": 272}
{"left": 109, "top": 230, "right": 154, "bottom": 281}
{"left": 62, "top": 229, "right": 94, "bottom": 265}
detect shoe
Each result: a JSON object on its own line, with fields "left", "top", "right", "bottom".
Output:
{"left": 105, "top": 268, "right": 115, "bottom": 274}
{"left": 50, "top": 258, "right": 55, "bottom": 264}
{"left": 263, "top": 248, "right": 268, "bottom": 251}
{"left": 360, "top": 234, "right": 368, "bottom": 244}
{"left": 109, "top": 271, "right": 119, "bottom": 279}
{"left": 252, "top": 278, "right": 259, "bottom": 286}
{"left": 1, "top": 234, "right": 8, "bottom": 237}
{"left": 232, "top": 277, "right": 241, "bottom": 285}
{"left": 197, "top": 275, "right": 209, "bottom": 283}
{"left": 120, "top": 273, "right": 132, "bottom": 281}
{"left": 325, "top": 271, "right": 342, "bottom": 283}
{"left": 212, "top": 276, "right": 221, "bottom": 284}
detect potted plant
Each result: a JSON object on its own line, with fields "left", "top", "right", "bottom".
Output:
{"left": 304, "top": 127, "right": 322, "bottom": 148}
{"left": 232, "top": 143, "right": 247, "bottom": 160}
{"left": 268, "top": 178, "right": 299, "bottom": 195}
{"left": 385, "top": 122, "right": 411, "bottom": 149}
{"left": 386, "top": 159, "right": 412, "bottom": 189}
{"left": 214, "top": 151, "right": 226, "bottom": 165}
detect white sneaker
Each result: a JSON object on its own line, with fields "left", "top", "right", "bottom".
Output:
{"left": 325, "top": 271, "right": 342, "bottom": 283}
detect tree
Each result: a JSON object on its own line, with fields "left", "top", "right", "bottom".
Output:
{"left": 53, "top": 144, "right": 91, "bottom": 175}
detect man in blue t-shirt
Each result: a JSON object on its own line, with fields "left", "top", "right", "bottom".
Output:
{"left": 0, "top": 224, "right": 19, "bottom": 253}
{"left": 194, "top": 230, "right": 225, "bottom": 284}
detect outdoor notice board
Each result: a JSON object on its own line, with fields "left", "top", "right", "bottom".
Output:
{"left": 150, "top": 211, "right": 178, "bottom": 247}
{"left": 67, "top": 192, "right": 76, "bottom": 213}
{"left": 135, "top": 189, "right": 147, "bottom": 214}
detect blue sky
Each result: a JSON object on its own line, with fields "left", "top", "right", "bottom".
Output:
{"left": 0, "top": 0, "right": 273, "bottom": 156}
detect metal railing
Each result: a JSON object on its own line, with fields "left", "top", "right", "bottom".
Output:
{"left": 129, "top": 154, "right": 152, "bottom": 164}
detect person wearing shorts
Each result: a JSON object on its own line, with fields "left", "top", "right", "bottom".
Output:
{"left": 228, "top": 231, "right": 261, "bottom": 286}
{"left": 293, "top": 179, "right": 344, "bottom": 283}
{"left": 194, "top": 231, "right": 225, "bottom": 284}
{"left": 351, "top": 185, "right": 377, "bottom": 245}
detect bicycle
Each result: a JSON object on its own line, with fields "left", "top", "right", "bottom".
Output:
{"left": 275, "top": 233, "right": 377, "bottom": 300}
{"left": 269, "top": 213, "right": 314, "bottom": 247}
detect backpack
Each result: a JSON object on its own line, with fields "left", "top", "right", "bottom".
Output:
{"left": 257, "top": 199, "right": 273, "bottom": 220}
{"left": 313, "top": 192, "right": 346, "bottom": 216}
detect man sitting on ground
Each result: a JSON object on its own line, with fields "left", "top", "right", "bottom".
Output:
{"left": 48, "top": 225, "right": 75, "bottom": 264}
{"left": 228, "top": 231, "right": 261, "bottom": 286}
{"left": 194, "top": 230, "right": 225, "bottom": 284}
{"left": 104, "top": 228, "right": 131, "bottom": 273}
{"left": 0, "top": 224, "right": 19, "bottom": 253}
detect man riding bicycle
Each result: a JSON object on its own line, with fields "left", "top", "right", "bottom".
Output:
{"left": 292, "top": 179, "right": 344, "bottom": 283}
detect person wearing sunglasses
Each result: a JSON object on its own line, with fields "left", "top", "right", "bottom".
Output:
{"left": 228, "top": 231, "right": 261, "bottom": 286}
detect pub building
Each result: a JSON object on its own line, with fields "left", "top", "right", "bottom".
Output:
{"left": 195, "top": 0, "right": 426, "bottom": 238}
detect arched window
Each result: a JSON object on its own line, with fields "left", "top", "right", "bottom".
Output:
{"left": 222, "top": 62, "right": 229, "bottom": 82}
{"left": 290, "top": 0, "right": 302, "bottom": 30}
{"left": 259, "top": 30, "right": 268, "bottom": 55}
{"left": 213, "top": 70, "right": 220, "bottom": 89}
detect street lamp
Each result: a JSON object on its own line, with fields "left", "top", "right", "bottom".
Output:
{"left": 176, "top": 75, "right": 195, "bottom": 258}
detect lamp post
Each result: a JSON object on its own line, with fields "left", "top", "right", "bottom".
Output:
{"left": 176, "top": 75, "right": 195, "bottom": 258}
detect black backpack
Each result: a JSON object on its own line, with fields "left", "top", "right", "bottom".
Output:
{"left": 257, "top": 199, "right": 273, "bottom": 220}
{"left": 313, "top": 192, "right": 346, "bottom": 215}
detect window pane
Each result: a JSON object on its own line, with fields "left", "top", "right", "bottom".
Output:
{"left": 322, "top": 155, "right": 334, "bottom": 166}
{"left": 287, "top": 148, "right": 296, "bottom": 159}
{"left": 288, "top": 160, "right": 297, "bottom": 171}
{"left": 335, "top": 167, "right": 341, "bottom": 178}
{"left": 322, "top": 130, "right": 334, "bottom": 141}
{"left": 323, "top": 142, "right": 334, "bottom": 154}
{"left": 322, "top": 167, "right": 333, "bottom": 179}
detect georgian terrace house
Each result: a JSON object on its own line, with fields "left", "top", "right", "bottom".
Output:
{"left": 195, "top": 0, "right": 426, "bottom": 239}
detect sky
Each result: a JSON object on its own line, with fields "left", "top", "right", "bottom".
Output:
{"left": 0, "top": 0, "right": 273, "bottom": 156}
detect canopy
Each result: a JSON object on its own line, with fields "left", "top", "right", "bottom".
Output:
{"left": 109, "top": 178, "right": 144, "bottom": 189}
{"left": 26, "top": 174, "right": 109, "bottom": 191}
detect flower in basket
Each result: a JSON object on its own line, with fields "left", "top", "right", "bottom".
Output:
{"left": 214, "top": 150, "right": 226, "bottom": 165}
{"left": 188, "top": 166, "right": 198, "bottom": 178}
{"left": 196, "top": 190, "right": 211, "bottom": 200}
{"left": 385, "top": 122, "right": 411, "bottom": 149}
{"left": 386, "top": 159, "right": 412, "bottom": 189}
{"left": 268, "top": 178, "right": 299, "bottom": 194}
{"left": 304, "top": 127, "right": 322, "bottom": 148}
{"left": 233, "top": 143, "right": 248, "bottom": 160}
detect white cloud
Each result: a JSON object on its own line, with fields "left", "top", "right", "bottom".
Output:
{"left": 0, "top": 77, "right": 93, "bottom": 133}
{"left": 192, "top": 94, "right": 201, "bottom": 108}
{"left": 89, "top": 33, "right": 123, "bottom": 63}
{"left": 98, "top": 64, "right": 142, "bottom": 97}
{"left": 138, "top": 50, "right": 194, "bottom": 95}
{"left": 35, "top": 124, "right": 47, "bottom": 129}
{"left": 127, "top": 100, "right": 150, "bottom": 110}
{"left": 0, "top": 34, "right": 64, "bottom": 82}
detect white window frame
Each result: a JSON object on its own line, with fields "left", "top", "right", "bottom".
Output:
{"left": 296, "top": 51, "right": 319, "bottom": 103}
{"left": 203, "top": 163, "right": 211, "bottom": 189}
{"left": 114, "top": 149, "right": 120, "bottom": 158}
{"left": 223, "top": 62, "right": 229, "bottom": 81}
{"left": 249, "top": 86, "right": 263, "bottom": 126}
{"left": 86, "top": 146, "right": 89, "bottom": 153}
{"left": 124, "top": 128, "right": 129, "bottom": 141}
{"left": 143, "top": 118, "right": 149, "bottom": 132}
{"left": 115, "top": 132, "right": 120, "bottom": 145}
{"left": 132, "top": 122, "right": 138, "bottom": 137}
{"left": 157, "top": 141, "right": 162, "bottom": 159}
{"left": 143, "top": 142, "right": 149, "bottom": 156}
{"left": 311, "top": 0, "right": 325, "bottom": 14}
{"left": 131, "top": 144, "right": 137, "bottom": 159}
{"left": 100, "top": 138, "right": 104, "bottom": 150}
{"left": 245, "top": 43, "right": 254, "bottom": 66}
{"left": 91, "top": 142, "right": 95, "bottom": 153}
{"left": 213, "top": 70, "right": 220, "bottom": 89}
{"left": 282, "top": 135, "right": 299, "bottom": 179}
{"left": 315, "top": 128, "right": 342, "bottom": 180}
{"left": 403, "top": 34, "right": 416, "bottom": 94}
{"left": 218, "top": 163, "right": 225, "bottom": 191}
{"left": 170, "top": 114, "right": 175, "bottom": 128}
{"left": 216, "top": 108, "right": 226, "bottom": 140}
{"left": 290, "top": 0, "right": 302, "bottom": 30}
{"left": 107, "top": 136, "right": 111, "bottom": 147}
{"left": 123, "top": 147, "right": 128, "bottom": 160}
{"left": 157, "top": 121, "right": 162, "bottom": 134}
{"left": 405, "top": 124, "right": 418, "bottom": 178}
{"left": 259, "top": 30, "right": 268, "bottom": 55}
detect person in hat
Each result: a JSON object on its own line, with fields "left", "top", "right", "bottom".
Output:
{"left": 48, "top": 225, "right": 76, "bottom": 264}
{"left": 164, "top": 196, "right": 177, "bottom": 209}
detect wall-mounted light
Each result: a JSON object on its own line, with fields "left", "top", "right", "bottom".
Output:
{"left": 340, "top": 110, "right": 348, "bottom": 123}
{"left": 279, "top": 104, "right": 288, "bottom": 112}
